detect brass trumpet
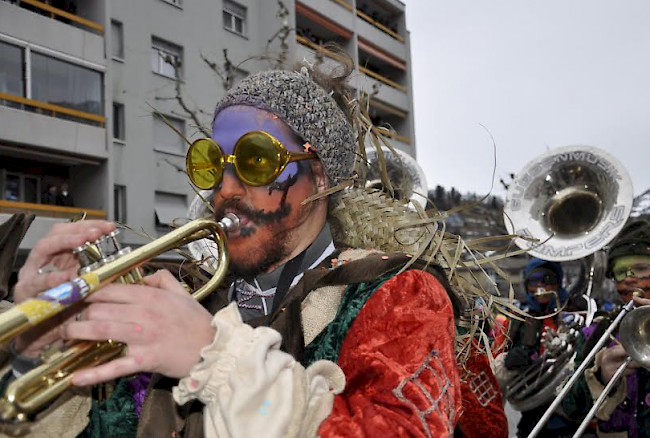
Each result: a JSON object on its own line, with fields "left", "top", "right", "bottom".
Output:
{"left": 0, "top": 215, "right": 238, "bottom": 422}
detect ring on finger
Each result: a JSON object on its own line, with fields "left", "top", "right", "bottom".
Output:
{"left": 37, "top": 265, "right": 60, "bottom": 275}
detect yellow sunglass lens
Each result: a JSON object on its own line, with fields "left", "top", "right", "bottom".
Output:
{"left": 187, "top": 139, "right": 223, "bottom": 190}
{"left": 235, "top": 133, "right": 282, "bottom": 186}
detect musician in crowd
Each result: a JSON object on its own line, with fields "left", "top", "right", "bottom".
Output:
{"left": 0, "top": 55, "right": 507, "bottom": 438}
{"left": 562, "top": 218, "right": 650, "bottom": 438}
{"left": 504, "top": 257, "right": 578, "bottom": 438}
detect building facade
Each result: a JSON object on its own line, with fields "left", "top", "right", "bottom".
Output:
{"left": 0, "top": 0, "right": 415, "bottom": 259}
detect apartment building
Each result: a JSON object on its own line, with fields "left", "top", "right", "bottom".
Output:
{"left": 0, "top": 0, "right": 415, "bottom": 262}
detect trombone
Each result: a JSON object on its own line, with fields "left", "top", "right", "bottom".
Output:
{"left": 528, "top": 297, "right": 649, "bottom": 438}
{"left": 569, "top": 300, "right": 650, "bottom": 437}
{"left": 0, "top": 215, "right": 238, "bottom": 421}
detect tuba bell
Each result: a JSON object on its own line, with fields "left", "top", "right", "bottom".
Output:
{"left": 501, "top": 145, "right": 634, "bottom": 414}
{"left": 364, "top": 146, "right": 428, "bottom": 210}
{"left": 504, "top": 145, "right": 633, "bottom": 261}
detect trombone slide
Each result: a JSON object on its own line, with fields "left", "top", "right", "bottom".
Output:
{"left": 527, "top": 300, "right": 635, "bottom": 438}
{"left": 572, "top": 357, "right": 632, "bottom": 438}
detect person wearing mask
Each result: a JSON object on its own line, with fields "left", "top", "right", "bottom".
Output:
{"left": 56, "top": 182, "right": 74, "bottom": 207}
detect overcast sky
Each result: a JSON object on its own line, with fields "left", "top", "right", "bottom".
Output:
{"left": 403, "top": 1, "right": 650, "bottom": 198}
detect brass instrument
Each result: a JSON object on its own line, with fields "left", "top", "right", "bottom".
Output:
{"left": 501, "top": 145, "right": 636, "bottom": 437}
{"left": 569, "top": 299, "right": 650, "bottom": 437}
{"left": 363, "top": 147, "right": 428, "bottom": 210}
{"left": 0, "top": 215, "right": 238, "bottom": 421}
{"left": 504, "top": 145, "right": 633, "bottom": 262}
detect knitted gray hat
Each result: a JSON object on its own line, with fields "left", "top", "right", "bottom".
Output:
{"left": 213, "top": 69, "right": 356, "bottom": 184}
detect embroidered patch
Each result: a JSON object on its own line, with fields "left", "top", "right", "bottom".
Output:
{"left": 393, "top": 350, "right": 455, "bottom": 438}
{"left": 468, "top": 371, "right": 498, "bottom": 407}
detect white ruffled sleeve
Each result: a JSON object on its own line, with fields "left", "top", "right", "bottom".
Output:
{"left": 173, "top": 302, "right": 345, "bottom": 438}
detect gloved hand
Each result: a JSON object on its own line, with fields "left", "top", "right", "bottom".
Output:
{"left": 505, "top": 346, "right": 534, "bottom": 370}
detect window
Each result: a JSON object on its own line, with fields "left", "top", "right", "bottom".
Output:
{"left": 0, "top": 40, "right": 25, "bottom": 97}
{"left": 151, "top": 37, "right": 182, "bottom": 79}
{"left": 113, "top": 102, "right": 125, "bottom": 141}
{"left": 114, "top": 185, "right": 127, "bottom": 223}
{"left": 154, "top": 191, "right": 187, "bottom": 227}
{"left": 223, "top": 0, "right": 246, "bottom": 36}
{"left": 111, "top": 20, "right": 124, "bottom": 60}
{"left": 31, "top": 52, "right": 103, "bottom": 115}
{"left": 0, "top": 43, "right": 104, "bottom": 125}
{"left": 0, "top": 170, "right": 41, "bottom": 203}
{"left": 153, "top": 114, "right": 185, "bottom": 155}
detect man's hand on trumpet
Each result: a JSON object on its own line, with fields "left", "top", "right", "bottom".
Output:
{"left": 64, "top": 269, "right": 216, "bottom": 386}
{"left": 12, "top": 220, "right": 116, "bottom": 358}
{"left": 12, "top": 219, "right": 216, "bottom": 387}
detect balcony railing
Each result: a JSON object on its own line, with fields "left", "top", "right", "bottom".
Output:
{"left": 359, "top": 66, "right": 407, "bottom": 93}
{"left": 330, "top": 0, "right": 352, "bottom": 12}
{"left": 0, "top": 200, "right": 106, "bottom": 220}
{"left": 376, "top": 127, "right": 411, "bottom": 145}
{"left": 9, "top": 0, "right": 104, "bottom": 34}
{"left": 296, "top": 35, "right": 339, "bottom": 58}
{"left": 0, "top": 92, "right": 106, "bottom": 127}
{"left": 368, "top": 97, "right": 408, "bottom": 118}
{"left": 355, "top": 9, "right": 405, "bottom": 43}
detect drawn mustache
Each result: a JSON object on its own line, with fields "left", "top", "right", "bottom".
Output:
{"left": 215, "top": 200, "right": 290, "bottom": 226}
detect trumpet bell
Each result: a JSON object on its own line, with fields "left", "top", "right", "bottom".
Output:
{"left": 504, "top": 145, "right": 633, "bottom": 261}
{"left": 620, "top": 306, "right": 650, "bottom": 370}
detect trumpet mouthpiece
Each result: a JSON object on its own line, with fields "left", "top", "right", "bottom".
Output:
{"left": 219, "top": 213, "right": 240, "bottom": 233}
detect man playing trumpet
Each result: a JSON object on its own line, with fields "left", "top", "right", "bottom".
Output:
{"left": 0, "top": 57, "right": 506, "bottom": 438}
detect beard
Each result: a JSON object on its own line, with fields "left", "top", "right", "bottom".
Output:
{"left": 214, "top": 198, "right": 313, "bottom": 280}
{"left": 230, "top": 237, "right": 288, "bottom": 279}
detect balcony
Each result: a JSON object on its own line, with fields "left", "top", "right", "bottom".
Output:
{"left": 0, "top": 103, "right": 107, "bottom": 159}
{"left": 330, "top": 0, "right": 353, "bottom": 12}
{"left": 0, "top": 200, "right": 105, "bottom": 220}
{"left": 365, "top": 96, "right": 412, "bottom": 151}
{"left": 296, "top": 0, "right": 355, "bottom": 32}
{"left": 0, "top": 1, "right": 105, "bottom": 65}
{"left": 0, "top": 93, "right": 105, "bottom": 127}
{"left": 2, "top": 0, "right": 104, "bottom": 34}
{"left": 350, "top": 69, "right": 409, "bottom": 113}
{"left": 296, "top": 36, "right": 351, "bottom": 72}
{"left": 355, "top": 8, "right": 403, "bottom": 43}
{"left": 0, "top": 202, "right": 106, "bottom": 252}
{"left": 0, "top": 154, "right": 109, "bottom": 253}
{"left": 355, "top": 13, "right": 407, "bottom": 61}
{"left": 376, "top": 127, "right": 410, "bottom": 149}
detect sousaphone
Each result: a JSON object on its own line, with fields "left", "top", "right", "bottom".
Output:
{"left": 502, "top": 145, "right": 634, "bottom": 412}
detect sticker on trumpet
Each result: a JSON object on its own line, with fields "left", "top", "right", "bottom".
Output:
{"left": 18, "top": 299, "right": 62, "bottom": 324}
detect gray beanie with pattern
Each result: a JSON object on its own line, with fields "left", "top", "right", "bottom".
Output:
{"left": 213, "top": 69, "right": 356, "bottom": 185}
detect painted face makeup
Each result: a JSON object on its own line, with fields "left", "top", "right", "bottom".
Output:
{"left": 211, "top": 105, "right": 326, "bottom": 278}
{"left": 611, "top": 255, "right": 650, "bottom": 302}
